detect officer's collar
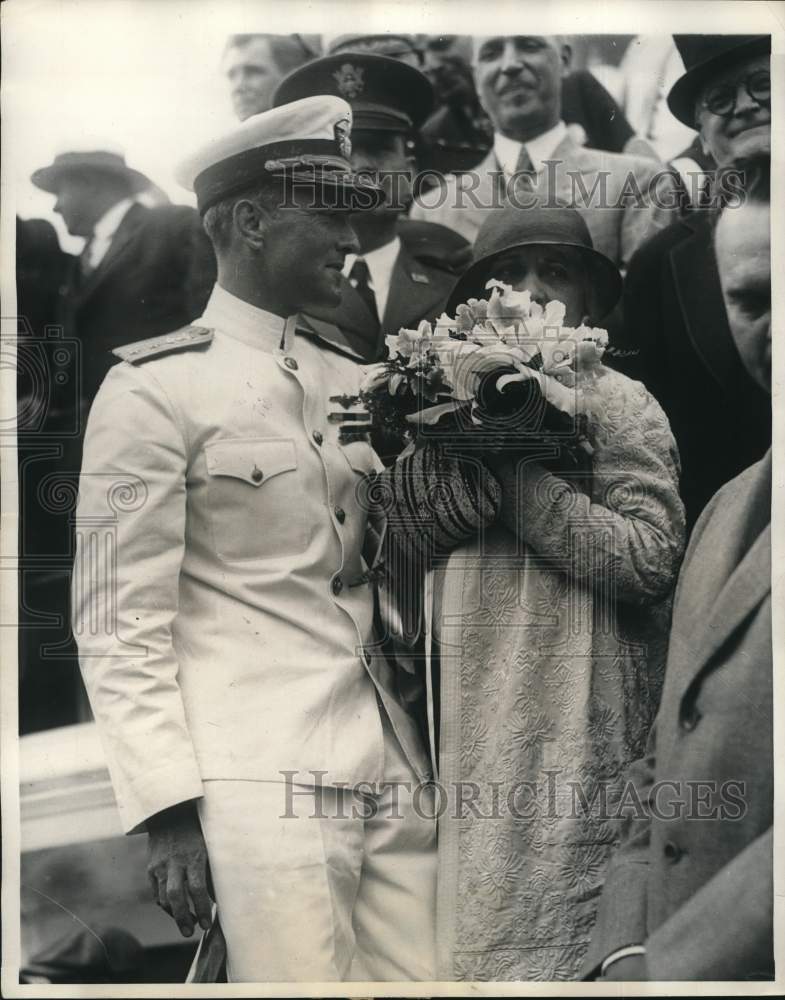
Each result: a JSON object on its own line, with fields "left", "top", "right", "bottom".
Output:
{"left": 200, "top": 284, "right": 294, "bottom": 353}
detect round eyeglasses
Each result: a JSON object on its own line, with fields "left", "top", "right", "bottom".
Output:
{"left": 702, "top": 70, "right": 770, "bottom": 117}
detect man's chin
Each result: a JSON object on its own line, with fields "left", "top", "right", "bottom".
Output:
{"left": 303, "top": 278, "right": 343, "bottom": 311}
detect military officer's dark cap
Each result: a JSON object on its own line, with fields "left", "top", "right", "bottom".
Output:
{"left": 273, "top": 53, "right": 434, "bottom": 134}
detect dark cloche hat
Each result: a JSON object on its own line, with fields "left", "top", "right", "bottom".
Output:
{"left": 447, "top": 205, "right": 623, "bottom": 320}
{"left": 668, "top": 35, "right": 771, "bottom": 127}
{"left": 273, "top": 52, "right": 434, "bottom": 133}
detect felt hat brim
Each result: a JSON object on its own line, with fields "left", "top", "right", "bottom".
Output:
{"left": 447, "top": 238, "right": 622, "bottom": 321}
{"left": 31, "top": 159, "right": 151, "bottom": 195}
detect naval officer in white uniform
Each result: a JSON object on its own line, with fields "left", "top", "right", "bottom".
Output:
{"left": 72, "top": 96, "right": 436, "bottom": 982}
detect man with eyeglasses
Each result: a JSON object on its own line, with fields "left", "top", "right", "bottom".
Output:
{"left": 618, "top": 35, "right": 771, "bottom": 533}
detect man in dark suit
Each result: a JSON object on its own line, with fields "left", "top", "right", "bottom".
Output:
{"left": 618, "top": 35, "right": 771, "bottom": 531}
{"left": 31, "top": 148, "right": 215, "bottom": 423}
{"left": 583, "top": 155, "right": 772, "bottom": 982}
{"left": 273, "top": 52, "right": 469, "bottom": 363}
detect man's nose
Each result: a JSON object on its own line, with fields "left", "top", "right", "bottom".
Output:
{"left": 515, "top": 274, "right": 547, "bottom": 305}
{"left": 338, "top": 220, "right": 360, "bottom": 257}
{"left": 734, "top": 81, "right": 762, "bottom": 115}
{"left": 500, "top": 40, "right": 523, "bottom": 74}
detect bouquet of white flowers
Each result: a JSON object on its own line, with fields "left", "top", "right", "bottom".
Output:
{"left": 354, "top": 279, "right": 609, "bottom": 460}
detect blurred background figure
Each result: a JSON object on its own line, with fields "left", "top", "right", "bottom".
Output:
{"left": 31, "top": 145, "right": 215, "bottom": 428}
{"left": 618, "top": 36, "right": 697, "bottom": 162}
{"left": 16, "top": 217, "right": 78, "bottom": 734}
{"left": 20, "top": 145, "right": 215, "bottom": 740}
{"left": 16, "top": 218, "right": 69, "bottom": 340}
{"left": 222, "top": 33, "right": 320, "bottom": 120}
{"left": 419, "top": 35, "right": 495, "bottom": 175}
{"left": 618, "top": 34, "right": 771, "bottom": 533}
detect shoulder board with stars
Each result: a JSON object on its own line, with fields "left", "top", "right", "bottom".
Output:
{"left": 112, "top": 326, "right": 214, "bottom": 364}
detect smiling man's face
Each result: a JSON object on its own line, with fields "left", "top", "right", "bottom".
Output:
{"left": 696, "top": 54, "right": 771, "bottom": 166}
{"left": 473, "top": 35, "right": 568, "bottom": 141}
{"left": 260, "top": 189, "right": 360, "bottom": 313}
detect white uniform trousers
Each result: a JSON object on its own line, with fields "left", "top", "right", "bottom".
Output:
{"left": 196, "top": 713, "right": 437, "bottom": 982}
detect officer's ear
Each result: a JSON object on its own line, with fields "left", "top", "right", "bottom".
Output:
{"left": 233, "top": 195, "right": 277, "bottom": 250}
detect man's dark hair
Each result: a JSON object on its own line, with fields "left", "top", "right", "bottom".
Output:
{"left": 224, "top": 33, "right": 316, "bottom": 75}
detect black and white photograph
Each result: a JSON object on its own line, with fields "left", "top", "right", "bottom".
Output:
{"left": 1, "top": 0, "right": 782, "bottom": 992}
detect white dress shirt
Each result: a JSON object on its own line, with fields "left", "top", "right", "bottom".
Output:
{"left": 84, "top": 196, "right": 136, "bottom": 269}
{"left": 343, "top": 235, "right": 402, "bottom": 320}
{"left": 493, "top": 120, "right": 568, "bottom": 178}
{"left": 72, "top": 284, "right": 430, "bottom": 833}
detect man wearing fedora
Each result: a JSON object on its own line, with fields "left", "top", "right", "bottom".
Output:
{"left": 409, "top": 35, "right": 679, "bottom": 270}
{"left": 71, "top": 96, "right": 437, "bottom": 983}
{"left": 274, "top": 51, "right": 470, "bottom": 367}
{"left": 31, "top": 147, "right": 215, "bottom": 428}
{"left": 618, "top": 35, "right": 771, "bottom": 532}
{"left": 582, "top": 154, "right": 772, "bottom": 982}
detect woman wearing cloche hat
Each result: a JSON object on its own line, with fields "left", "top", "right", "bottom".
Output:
{"left": 378, "top": 201, "right": 686, "bottom": 979}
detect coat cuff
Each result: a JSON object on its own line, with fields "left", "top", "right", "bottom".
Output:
{"left": 580, "top": 858, "right": 650, "bottom": 977}
{"left": 118, "top": 758, "right": 205, "bottom": 835}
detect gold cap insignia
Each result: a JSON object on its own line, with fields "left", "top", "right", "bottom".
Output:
{"left": 334, "top": 116, "right": 352, "bottom": 159}
{"left": 333, "top": 63, "right": 365, "bottom": 100}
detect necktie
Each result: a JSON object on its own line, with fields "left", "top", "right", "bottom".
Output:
{"left": 514, "top": 144, "right": 535, "bottom": 175}
{"left": 505, "top": 144, "right": 536, "bottom": 204}
{"left": 79, "top": 235, "right": 96, "bottom": 279}
{"left": 349, "top": 258, "right": 379, "bottom": 324}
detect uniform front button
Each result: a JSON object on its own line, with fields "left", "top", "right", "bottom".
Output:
{"left": 312, "top": 430, "right": 323, "bottom": 446}
{"left": 251, "top": 466, "right": 264, "bottom": 483}
{"left": 663, "top": 841, "right": 684, "bottom": 862}
{"left": 332, "top": 576, "right": 343, "bottom": 596}
{"left": 334, "top": 506, "right": 346, "bottom": 523}
{"left": 284, "top": 357, "right": 298, "bottom": 371}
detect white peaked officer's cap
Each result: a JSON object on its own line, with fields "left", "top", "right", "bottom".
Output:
{"left": 175, "top": 95, "right": 384, "bottom": 215}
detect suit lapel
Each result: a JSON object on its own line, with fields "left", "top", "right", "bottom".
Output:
{"left": 75, "top": 202, "right": 144, "bottom": 303}
{"left": 669, "top": 214, "right": 737, "bottom": 392}
{"left": 382, "top": 246, "right": 451, "bottom": 336}
{"left": 308, "top": 277, "right": 379, "bottom": 360}
{"left": 296, "top": 313, "right": 368, "bottom": 362}
{"left": 688, "top": 452, "right": 772, "bottom": 679}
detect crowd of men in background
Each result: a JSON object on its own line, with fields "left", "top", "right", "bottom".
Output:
{"left": 14, "top": 29, "right": 773, "bottom": 984}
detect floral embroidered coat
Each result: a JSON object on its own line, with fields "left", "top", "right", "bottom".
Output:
{"left": 427, "top": 368, "right": 685, "bottom": 980}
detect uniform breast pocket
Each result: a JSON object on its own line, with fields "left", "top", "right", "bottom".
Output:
{"left": 204, "top": 438, "right": 308, "bottom": 562}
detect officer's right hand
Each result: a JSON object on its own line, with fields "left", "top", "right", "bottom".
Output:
{"left": 146, "top": 799, "right": 213, "bottom": 937}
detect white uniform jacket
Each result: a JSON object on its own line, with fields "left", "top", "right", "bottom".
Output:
{"left": 72, "top": 285, "right": 431, "bottom": 834}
